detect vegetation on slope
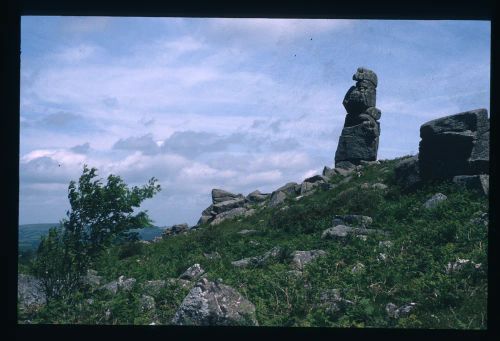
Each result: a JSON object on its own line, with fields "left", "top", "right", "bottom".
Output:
{"left": 18, "top": 158, "right": 488, "bottom": 328}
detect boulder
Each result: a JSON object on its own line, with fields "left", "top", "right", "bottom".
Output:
{"left": 332, "top": 214, "right": 373, "bottom": 228}
{"left": 275, "top": 182, "right": 300, "bottom": 196}
{"left": 246, "top": 190, "right": 270, "bottom": 203}
{"left": 419, "top": 109, "right": 489, "bottom": 180}
{"left": 237, "top": 229, "right": 258, "bottom": 235}
{"left": 316, "top": 289, "right": 354, "bottom": 314}
{"left": 212, "top": 197, "right": 246, "bottom": 214}
{"left": 210, "top": 207, "right": 247, "bottom": 225}
{"left": 322, "top": 166, "right": 338, "bottom": 178}
{"left": 423, "top": 193, "right": 447, "bottom": 209}
{"left": 18, "top": 274, "right": 46, "bottom": 311}
{"left": 386, "top": 302, "right": 417, "bottom": 319}
{"left": 179, "top": 264, "right": 205, "bottom": 281}
{"left": 394, "top": 155, "right": 421, "bottom": 191}
{"left": 211, "top": 189, "right": 244, "bottom": 204}
{"left": 335, "top": 122, "right": 379, "bottom": 165}
{"left": 171, "top": 223, "right": 189, "bottom": 234}
{"left": 101, "top": 276, "right": 136, "bottom": 294}
{"left": 321, "top": 225, "right": 388, "bottom": 239}
{"left": 452, "top": 174, "right": 489, "bottom": 196}
{"left": 290, "top": 250, "right": 327, "bottom": 270}
{"left": 197, "top": 215, "right": 212, "bottom": 225}
{"left": 300, "top": 181, "right": 318, "bottom": 195}
{"left": 171, "top": 278, "right": 259, "bottom": 326}
{"left": 269, "top": 191, "right": 287, "bottom": 207}
{"left": 304, "top": 175, "right": 328, "bottom": 184}
{"left": 140, "top": 294, "right": 156, "bottom": 313}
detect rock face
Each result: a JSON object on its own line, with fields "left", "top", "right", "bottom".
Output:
{"left": 419, "top": 109, "right": 489, "bottom": 180}
{"left": 171, "top": 278, "right": 258, "bottom": 326}
{"left": 335, "top": 67, "right": 381, "bottom": 166}
{"left": 452, "top": 174, "right": 489, "bottom": 196}
{"left": 394, "top": 155, "right": 421, "bottom": 191}
{"left": 197, "top": 189, "right": 248, "bottom": 225}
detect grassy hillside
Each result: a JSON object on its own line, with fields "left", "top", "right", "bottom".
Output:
{"left": 19, "top": 157, "right": 488, "bottom": 328}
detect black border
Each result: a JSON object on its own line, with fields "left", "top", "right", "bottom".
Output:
{"left": 5, "top": 1, "right": 497, "bottom": 340}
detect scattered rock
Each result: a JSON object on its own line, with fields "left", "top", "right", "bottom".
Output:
{"left": 140, "top": 294, "right": 156, "bottom": 313}
{"left": 452, "top": 174, "right": 489, "bottom": 196}
{"left": 379, "top": 240, "right": 393, "bottom": 248}
{"left": 445, "top": 258, "right": 482, "bottom": 274}
{"left": 179, "top": 264, "right": 205, "bottom": 281}
{"left": 83, "top": 269, "right": 103, "bottom": 289}
{"left": 386, "top": 302, "right": 417, "bottom": 319}
{"left": 171, "top": 278, "right": 259, "bottom": 326}
{"left": 101, "top": 276, "right": 136, "bottom": 294}
{"left": 377, "top": 253, "right": 388, "bottom": 262}
{"left": 394, "top": 155, "right": 421, "bottom": 191}
{"left": 237, "top": 229, "right": 258, "bottom": 235}
{"left": 290, "top": 250, "right": 327, "bottom": 270}
{"left": 321, "top": 225, "right": 388, "bottom": 239}
{"left": 231, "top": 246, "right": 283, "bottom": 268}
{"left": 203, "top": 251, "right": 221, "bottom": 260}
{"left": 371, "top": 182, "right": 388, "bottom": 190}
{"left": 316, "top": 289, "right": 354, "bottom": 314}
{"left": 419, "top": 109, "right": 489, "bottom": 180}
{"left": 423, "top": 193, "right": 447, "bottom": 209}
{"left": 332, "top": 214, "right": 373, "bottom": 228}
{"left": 351, "top": 262, "right": 366, "bottom": 274}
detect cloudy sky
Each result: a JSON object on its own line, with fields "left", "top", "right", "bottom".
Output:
{"left": 19, "top": 17, "right": 490, "bottom": 226}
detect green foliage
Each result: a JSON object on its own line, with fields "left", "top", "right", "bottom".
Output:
{"left": 31, "top": 165, "right": 161, "bottom": 303}
{"left": 21, "top": 159, "right": 487, "bottom": 328}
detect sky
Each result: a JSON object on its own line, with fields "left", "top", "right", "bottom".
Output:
{"left": 19, "top": 17, "right": 490, "bottom": 226}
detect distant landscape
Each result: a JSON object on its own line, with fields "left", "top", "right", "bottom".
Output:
{"left": 19, "top": 224, "right": 165, "bottom": 252}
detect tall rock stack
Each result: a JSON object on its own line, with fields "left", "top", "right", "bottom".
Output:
{"left": 335, "top": 67, "right": 381, "bottom": 168}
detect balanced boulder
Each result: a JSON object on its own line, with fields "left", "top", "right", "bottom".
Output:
{"left": 335, "top": 67, "right": 382, "bottom": 166}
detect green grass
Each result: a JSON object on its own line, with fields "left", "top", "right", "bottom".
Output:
{"left": 19, "top": 158, "right": 488, "bottom": 328}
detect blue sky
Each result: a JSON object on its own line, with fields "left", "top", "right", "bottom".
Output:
{"left": 19, "top": 17, "right": 490, "bottom": 226}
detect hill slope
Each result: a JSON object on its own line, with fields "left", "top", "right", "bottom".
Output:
{"left": 19, "top": 157, "right": 488, "bottom": 328}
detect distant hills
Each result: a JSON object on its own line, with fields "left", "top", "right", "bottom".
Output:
{"left": 18, "top": 223, "right": 165, "bottom": 252}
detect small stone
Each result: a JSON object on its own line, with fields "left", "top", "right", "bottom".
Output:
{"left": 423, "top": 193, "right": 447, "bottom": 209}
{"left": 179, "top": 264, "right": 205, "bottom": 281}
{"left": 351, "top": 262, "right": 365, "bottom": 274}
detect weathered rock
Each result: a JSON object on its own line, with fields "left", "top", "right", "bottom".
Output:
{"left": 335, "top": 161, "right": 356, "bottom": 171}
{"left": 83, "top": 269, "right": 103, "bottom": 289}
{"left": 171, "top": 223, "right": 189, "bottom": 234}
{"left": 394, "top": 155, "right": 421, "bottom": 191}
{"left": 300, "top": 181, "right": 318, "bottom": 195}
{"left": 212, "top": 189, "right": 244, "bottom": 204}
{"left": 171, "top": 278, "right": 258, "bottom": 326}
{"left": 246, "top": 190, "right": 270, "bottom": 203}
{"left": 321, "top": 225, "right": 388, "bottom": 239}
{"left": 335, "top": 67, "right": 381, "bottom": 167}
{"left": 322, "top": 166, "right": 338, "bottom": 178}
{"left": 386, "top": 302, "right": 417, "bottom": 319}
{"left": 304, "top": 175, "right": 328, "bottom": 184}
{"left": 335, "top": 121, "right": 380, "bottom": 165}
{"left": 142, "top": 280, "right": 166, "bottom": 296}
{"left": 269, "top": 190, "right": 287, "bottom": 207}
{"left": 210, "top": 207, "right": 247, "bottom": 225}
{"left": 452, "top": 174, "right": 489, "bottom": 196}
{"left": 179, "top": 264, "right": 205, "bottom": 281}
{"left": 18, "top": 274, "right": 46, "bottom": 311}
{"left": 419, "top": 109, "right": 489, "bottom": 180}
{"left": 212, "top": 197, "right": 246, "bottom": 214}
{"left": 101, "top": 276, "right": 136, "bottom": 294}
{"left": 140, "top": 294, "right": 156, "bottom": 313}
{"left": 197, "top": 215, "right": 212, "bottom": 225}
{"left": 276, "top": 182, "right": 300, "bottom": 196}
{"left": 351, "top": 262, "right": 366, "bottom": 274}
{"left": 423, "top": 193, "right": 447, "bottom": 209}
{"left": 316, "top": 289, "right": 354, "bottom": 314}
{"left": 231, "top": 246, "right": 283, "bottom": 268}
{"left": 290, "top": 250, "right": 327, "bottom": 270}
{"left": 237, "top": 229, "right": 258, "bottom": 235}
{"left": 203, "top": 251, "right": 221, "bottom": 260}
{"left": 332, "top": 215, "right": 373, "bottom": 228}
